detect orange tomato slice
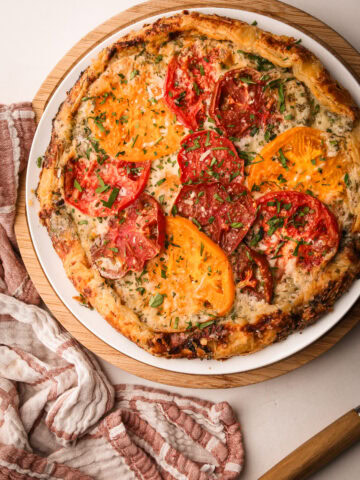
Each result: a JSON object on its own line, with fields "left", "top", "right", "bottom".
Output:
{"left": 148, "top": 216, "right": 235, "bottom": 320}
{"left": 85, "top": 60, "right": 184, "bottom": 162}
{"left": 246, "top": 126, "right": 349, "bottom": 205}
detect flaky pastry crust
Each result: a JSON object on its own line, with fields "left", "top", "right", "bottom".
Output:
{"left": 37, "top": 12, "right": 360, "bottom": 359}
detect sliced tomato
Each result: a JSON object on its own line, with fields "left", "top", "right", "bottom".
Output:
{"left": 230, "top": 244, "right": 273, "bottom": 303}
{"left": 174, "top": 182, "right": 256, "bottom": 254}
{"left": 90, "top": 194, "right": 165, "bottom": 279}
{"left": 248, "top": 191, "right": 339, "bottom": 272}
{"left": 210, "top": 67, "right": 279, "bottom": 138}
{"left": 148, "top": 216, "right": 235, "bottom": 319}
{"left": 64, "top": 154, "right": 150, "bottom": 217}
{"left": 164, "top": 50, "right": 216, "bottom": 130}
{"left": 178, "top": 130, "right": 244, "bottom": 185}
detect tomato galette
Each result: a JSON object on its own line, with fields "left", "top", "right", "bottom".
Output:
{"left": 37, "top": 12, "right": 360, "bottom": 359}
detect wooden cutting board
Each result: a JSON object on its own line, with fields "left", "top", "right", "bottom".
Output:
{"left": 15, "top": 0, "right": 360, "bottom": 388}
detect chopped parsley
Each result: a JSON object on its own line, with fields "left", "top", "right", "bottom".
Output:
{"left": 101, "top": 187, "right": 119, "bottom": 208}
{"left": 250, "top": 126, "right": 259, "bottom": 137}
{"left": 278, "top": 83, "right": 285, "bottom": 113}
{"left": 212, "top": 146, "right": 235, "bottom": 156}
{"left": 277, "top": 173, "right": 287, "bottom": 184}
{"left": 130, "top": 69, "right": 140, "bottom": 80}
{"left": 174, "top": 91, "right": 186, "bottom": 106}
{"left": 149, "top": 293, "right": 164, "bottom": 308}
{"left": 344, "top": 173, "right": 350, "bottom": 187}
{"left": 185, "top": 138, "right": 201, "bottom": 152}
{"left": 278, "top": 148, "right": 289, "bottom": 170}
{"left": 214, "top": 193, "right": 224, "bottom": 203}
{"left": 192, "top": 218, "right": 202, "bottom": 230}
{"left": 74, "top": 179, "right": 82, "bottom": 192}
{"left": 205, "top": 131, "right": 211, "bottom": 147}
{"left": 267, "top": 216, "right": 285, "bottom": 236}
{"left": 230, "top": 222, "right": 244, "bottom": 229}
{"left": 238, "top": 51, "right": 274, "bottom": 72}
{"left": 199, "top": 320, "right": 215, "bottom": 329}
{"left": 250, "top": 226, "right": 264, "bottom": 247}
{"left": 264, "top": 124, "right": 276, "bottom": 143}
{"left": 88, "top": 112, "right": 107, "bottom": 133}
{"left": 131, "top": 134, "right": 139, "bottom": 148}
{"left": 193, "top": 82, "right": 201, "bottom": 96}
{"left": 240, "top": 76, "right": 256, "bottom": 84}
{"left": 95, "top": 174, "right": 110, "bottom": 194}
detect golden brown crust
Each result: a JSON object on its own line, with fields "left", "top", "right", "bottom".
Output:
{"left": 146, "top": 245, "right": 360, "bottom": 359}
{"left": 47, "top": 10, "right": 358, "bottom": 141}
{"left": 113, "top": 11, "right": 359, "bottom": 120}
{"left": 37, "top": 11, "right": 360, "bottom": 360}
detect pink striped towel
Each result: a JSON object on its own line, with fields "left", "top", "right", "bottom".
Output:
{"left": 0, "top": 103, "right": 244, "bottom": 479}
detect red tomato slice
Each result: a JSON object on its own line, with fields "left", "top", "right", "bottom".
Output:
{"left": 248, "top": 191, "right": 339, "bottom": 272}
{"left": 210, "top": 67, "right": 279, "bottom": 138}
{"left": 178, "top": 130, "right": 244, "bottom": 185}
{"left": 64, "top": 154, "right": 150, "bottom": 217}
{"left": 174, "top": 182, "right": 256, "bottom": 254}
{"left": 91, "top": 194, "right": 165, "bottom": 279}
{"left": 164, "top": 50, "right": 216, "bottom": 130}
{"left": 230, "top": 244, "right": 273, "bottom": 303}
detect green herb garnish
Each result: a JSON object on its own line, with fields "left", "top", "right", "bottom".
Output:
{"left": 130, "top": 69, "right": 139, "bottom": 80}
{"left": 199, "top": 320, "right": 215, "bottom": 329}
{"left": 74, "top": 179, "right": 82, "bottom": 192}
{"left": 149, "top": 293, "right": 164, "bottom": 308}
{"left": 278, "top": 148, "right": 289, "bottom": 170}
{"left": 101, "top": 187, "right": 119, "bottom": 208}
{"left": 230, "top": 222, "right": 244, "bottom": 229}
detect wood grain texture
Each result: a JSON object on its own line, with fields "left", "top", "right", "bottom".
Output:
{"left": 15, "top": 0, "right": 360, "bottom": 388}
{"left": 259, "top": 409, "right": 360, "bottom": 480}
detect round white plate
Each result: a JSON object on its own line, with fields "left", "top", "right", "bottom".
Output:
{"left": 27, "top": 7, "right": 360, "bottom": 375}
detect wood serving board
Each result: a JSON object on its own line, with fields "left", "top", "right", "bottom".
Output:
{"left": 15, "top": 0, "right": 360, "bottom": 389}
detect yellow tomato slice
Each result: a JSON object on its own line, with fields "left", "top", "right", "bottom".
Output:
{"left": 148, "top": 216, "right": 235, "bottom": 319}
{"left": 85, "top": 60, "right": 184, "bottom": 162}
{"left": 246, "top": 126, "right": 350, "bottom": 205}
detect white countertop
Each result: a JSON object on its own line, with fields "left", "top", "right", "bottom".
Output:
{"left": 3, "top": 1, "right": 360, "bottom": 478}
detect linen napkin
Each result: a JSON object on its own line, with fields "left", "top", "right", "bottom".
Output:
{"left": 0, "top": 103, "right": 244, "bottom": 479}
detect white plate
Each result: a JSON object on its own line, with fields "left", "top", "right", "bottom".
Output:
{"left": 26, "top": 7, "right": 360, "bottom": 375}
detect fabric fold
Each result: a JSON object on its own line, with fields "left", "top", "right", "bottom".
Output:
{"left": 0, "top": 102, "right": 244, "bottom": 479}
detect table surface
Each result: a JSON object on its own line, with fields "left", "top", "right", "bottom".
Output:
{"left": 3, "top": 1, "right": 360, "bottom": 478}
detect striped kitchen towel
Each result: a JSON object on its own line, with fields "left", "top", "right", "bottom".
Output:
{"left": 0, "top": 103, "right": 244, "bottom": 479}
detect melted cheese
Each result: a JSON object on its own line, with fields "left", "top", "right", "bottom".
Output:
{"left": 145, "top": 153, "right": 181, "bottom": 214}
